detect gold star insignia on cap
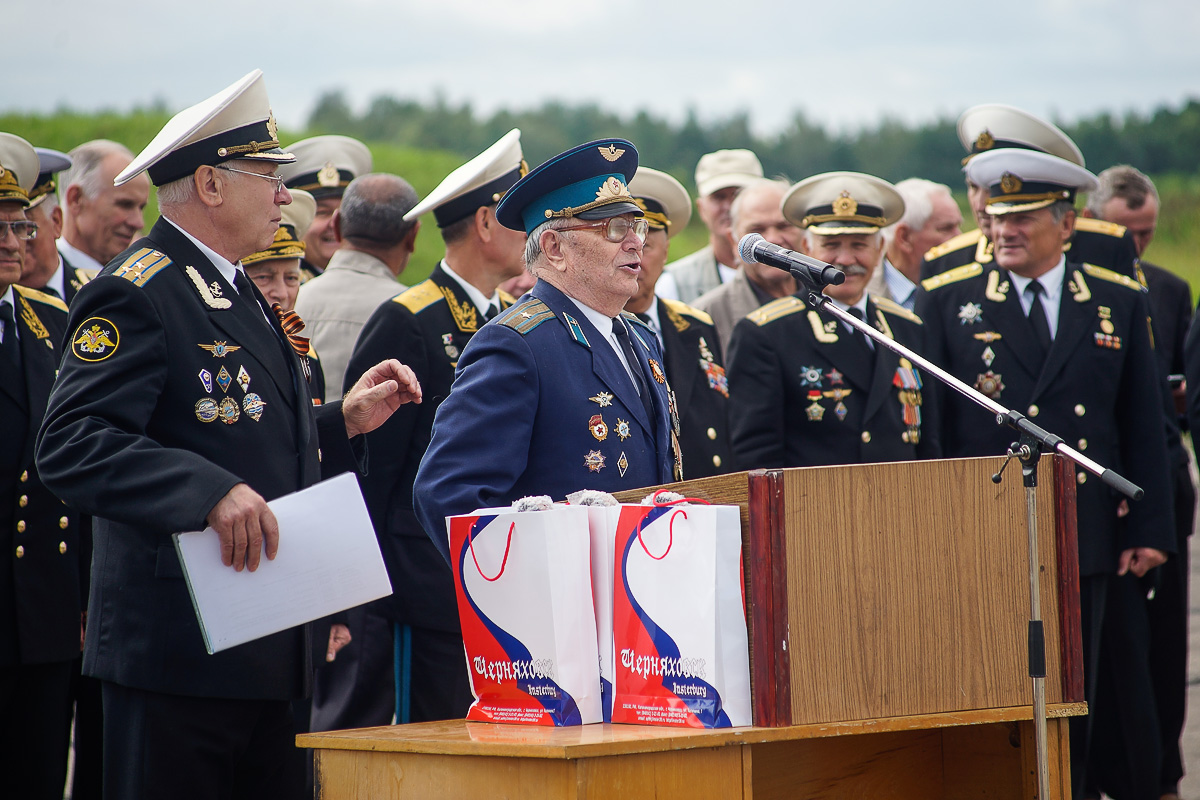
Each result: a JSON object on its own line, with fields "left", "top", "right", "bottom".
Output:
{"left": 832, "top": 191, "right": 858, "bottom": 216}
{"left": 976, "top": 130, "right": 995, "bottom": 151}
{"left": 598, "top": 145, "right": 625, "bottom": 162}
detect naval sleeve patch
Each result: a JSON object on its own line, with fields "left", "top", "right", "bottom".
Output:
{"left": 71, "top": 317, "right": 120, "bottom": 362}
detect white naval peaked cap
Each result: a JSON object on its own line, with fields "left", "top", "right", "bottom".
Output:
{"left": 694, "top": 149, "right": 764, "bottom": 198}
{"left": 404, "top": 129, "right": 527, "bottom": 227}
{"left": 966, "top": 149, "right": 1098, "bottom": 216}
{"left": 782, "top": 171, "right": 905, "bottom": 234}
{"left": 242, "top": 189, "right": 316, "bottom": 266}
{"left": 277, "top": 135, "right": 373, "bottom": 199}
{"left": 116, "top": 69, "right": 294, "bottom": 187}
{"left": 0, "top": 133, "right": 41, "bottom": 206}
{"left": 957, "top": 104, "right": 1084, "bottom": 167}
{"left": 627, "top": 167, "right": 692, "bottom": 237}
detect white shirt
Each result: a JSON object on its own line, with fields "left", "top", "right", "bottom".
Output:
{"left": 45, "top": 256, "right": 67, "bottom": 299}
{"left": 164, "top": 217, "right": 241, "bottom": 289}
{"left": 1008, "top": 257, "right": 1066, "bottom": 340}
{"left": 441, "top": 259, "right": 500, "bottom": 317}
{"left": 640, "top": 296, "right": 664, "bottom": 345}
{"left": 882, "top": 259, "right": 918, "bottom": 311}
{"left": 567, "top": 295, "right": 640, "bottom": 391}
{"left": 57, "top": 239, "right": 105, "bottom": 272}
{"left": 0, "top": 285, "right": 16, "bottom": 344}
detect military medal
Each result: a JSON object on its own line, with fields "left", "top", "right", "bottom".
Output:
{"left": 243, "top": 393, "right": 266, "bottom": 422}
{"left": 442, "top": 333, "right": 459, "bottom": 359}
{"left": 982, "top": 346, "right": 996, "bottom": 368}
{"left": 698, "top": 336, "right": 714, "bottom": 362}
{"left": 584, "top": 450, "right": 606, "bottom": 472}
{"left": 973, "top": 331, "right": 1002, "bottom": 343}
{"left": 198, "top": 340, "right": 241, "bottom": 358}
{"left": 835, "top": 401, "right": 848, "bottom": 421}
{"left": 218, "top": 396, "right": 241, "bottom": 424}
{"left": 615, "top": 418, "right": 631, "bottom": 440}
{"left": 589, "top": 392, "right": 614, "bottom": 408}
{"left": 957, "top": 302, "right": 983, "bottom": 325}
{"left": 1098, "top": 306, "right": 1115, "bottom": 335}
{"left": 800, "top": 365, "right": 823, "bottom": 388}
{"left": 975, "top": 371, "right": 1005, "bottom": 399}
{"left": 589, "top": 414, "right": 609, "bottom": 441}
{"left": 649, "top": 359, "right": 666, "bottom": 384}
{"left": 893, "top": 359, "right": 923, "bottom": 440}
{"left": 237, "top": 365, "right": 251, "bottom": 393}
{"left": 195, "top": 397, "right": 219, "bottom": 423}
{"left": 1094, "top": 332, "right": 1122, "bottom": 350}
{"left": 805, "top": 391, "right": 826, "bottom": 421}
{"left": 618, "top": 452, "right": 629, "bottom": 478}
{"left": 216, "top": 366, "right": 233, "bottom": 393}
{"left": 825, "top": 368, "right": 844, "bottom": 385}
{"left": 699, "top": 359, "right": 729, "bottom": 397}
{"left": 199, "top": 369, "right": 213, "bottom": 393}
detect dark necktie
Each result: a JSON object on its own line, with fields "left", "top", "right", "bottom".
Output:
{"left": 0, "top": 301, "right": 20, "bottom": 369}
{"left": 1026, "top": 280, "right": 1053, "bottom": 353}
{"left": 613, "top": 319, "right": 656, "bottom": 424}
{"left": 485, "top": 303, "right": 500, "bottom": 321}
{"left": 846, "top": 307, "right": 875, "bottom": 360}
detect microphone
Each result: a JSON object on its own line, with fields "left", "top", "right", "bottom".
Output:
{"left": 738, "top": 233, "right": 845, "bottom": 286}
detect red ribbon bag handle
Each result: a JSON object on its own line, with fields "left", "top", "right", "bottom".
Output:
{"left": 469, "top": 521, "right": 516, "bottom": 582}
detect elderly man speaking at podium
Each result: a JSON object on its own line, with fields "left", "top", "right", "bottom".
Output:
{"left": 415, "top": 140, "right": 679, "bottom": 563}
{"left": 36, "top": 71, "right": 420, "bottom": 799}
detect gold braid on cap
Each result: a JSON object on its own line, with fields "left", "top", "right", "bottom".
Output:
{"left": 633, "top": 198, "right": 670, "bottom": 230}
{"left": 217, "top": 139, "right": 282, "bottom": 158}
{"left": 986, "top": 190, "right": 1070, "bottom": 206}
{"left": 545, "top": 176, "right": 635, "bottom": 219}
{"left": 0, "top": 167, "right": 29, "bottom": 203}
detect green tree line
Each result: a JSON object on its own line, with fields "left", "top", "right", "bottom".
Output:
{"left": 307, "top": 91, "right": 1200, "bottom": 190}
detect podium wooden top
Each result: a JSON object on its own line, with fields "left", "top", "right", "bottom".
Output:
{"left": 297, "top": 702, "right": 1086, "bottom": 758}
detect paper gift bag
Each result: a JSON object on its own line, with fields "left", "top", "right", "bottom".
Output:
{"left": 584, "top": 505, "right": 623, "bottom": 723}
{"left": 612, "top": 501, "right": 751, "bottom": 728}
{"left": 449, "top": 506, "right": 602, "bottom": 726}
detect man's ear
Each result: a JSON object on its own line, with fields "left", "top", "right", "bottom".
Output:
{"left": 194, "top": 167, "right": 224, "bottom": 209}
{"left": 475, "top": 205, "right": 493, "bottom": 243}
{"left": 403, "top": 219, "right": 420, "bottom": 254}
{"left": 542, "top": 228, "right": 569, "bottom": 273}
{"left": 331, "top": 209, "right": 343, "bottom": 242}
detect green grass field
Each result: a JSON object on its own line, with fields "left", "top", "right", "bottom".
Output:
{"left": 3, "top": 110, "right": 1197, "bottom": 295}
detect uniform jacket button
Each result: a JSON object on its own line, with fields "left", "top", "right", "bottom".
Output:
{"left": 59, "top": 516, "right": 69, "bottom": 529}
{"left": 16, "top": 520, "right": 26, "bottom": 533}
{"left": 15, "top": 546, "right": 24, "bottom": 558}
{"left": 18, "top": 495, "right": 27, "bottom": 507}
{"left": 1077, "top": 471, "right": 1087, "bottom": 485}
{"left": 712, "top": 454, "right": 722, "bottom": 468}
{"left": 901, "top": 431, "right": 910, "bottom": 443}
{"left": 1074, "top": 404, "right": 1086, "bottom": 417}
{"left": 861, "top": 431, "right": 872, "bottom": 443}
{"left": 1077, "top": 439, "right": 1088, "bottom": 450}
{"left": 1028, "top": 405, "right": 1039, "bottom": 417}
{"left": 19, "top": 470, "right": 28, "bottom": 483}
{"left": 706, "top": 427, "right": 717, "bottom": 440}
{"left": 59, "top": 541, "right": 68, "bottom": 554}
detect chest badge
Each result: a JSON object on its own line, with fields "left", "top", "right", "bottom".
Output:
{"left": 974, "top": 371, "right": 1005, "bottom": 399}
{"left": 195, "top": 397, "right": 219, "bottom": 423}
{"left": 589, "top": 414, "right": 609, "bottom": 441}
{"left": 441, "top": 333, "right": 459, "bottom": 359}
{"left": 217, "top": 396, "right": 241, "bottom": 424}
{"left": 198, "top": 341, "right": 241, "bottom": 358}
{"left": 584, "top": 450, "right": 606, "bottom": 472}
{"left": 589, "top": 391, "right": 614, "bottom": 408}
{"left": 216, "top": 366, "right": 233, "bottom": 393}
{"left": 649, "top": 359, "right": 666, "bottom": 384}
{"left": 237, "top": 365, "right": 251, "bottom": 393}
{"left": 243, "top": 393, "right": 266, "bottom": 422}
{"left": 615, "top": 418, "right": 631, "bottom": 440}
{"left": 957, "top": 302, "right": 983, "bottom": 325}
{"left": 805, "top": 391, "right": 826, "bottom": 421}
{"left": 800, "top": 365, "right": 824, "bottom": 388}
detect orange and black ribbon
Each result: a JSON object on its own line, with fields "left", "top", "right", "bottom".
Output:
{"left": 271, "top": 303, "right": 313, "bottom": 382}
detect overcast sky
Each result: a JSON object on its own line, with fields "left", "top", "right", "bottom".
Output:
{"left": 7, "top": 0, "right": 1197, "bottom": 136}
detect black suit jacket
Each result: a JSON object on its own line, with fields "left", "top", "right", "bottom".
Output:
{"left": 346, "top": 263, "right": 512, "bottom": 630}
{"left": 36, "top": 217, "right": 358, "bottom": 700}
{"left": 917, "top": 261, "right": 1172, "bottom": 576}
{"left": 1, "top": 287, "right": 84, "bottom": 667}
{"left": 727, "top": 294, "right": 941, "bottom": 470}
{"left": 654, "top": 298, "right": 732, "bottom": 479}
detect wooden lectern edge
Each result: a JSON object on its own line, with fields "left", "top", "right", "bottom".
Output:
{"left": 1052, "top": 455, "right": 1085, "bottom": 703}
{"left": 295, "top": 702, "right": 1088, "bottom": 758}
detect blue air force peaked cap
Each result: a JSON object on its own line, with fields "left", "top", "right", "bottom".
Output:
{"left": 495, "top": 138, "right": 641, "bottom": 234}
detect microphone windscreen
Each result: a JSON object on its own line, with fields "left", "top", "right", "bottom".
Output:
{"left": 738, "top": 233, "right": 764, "bottom": 264}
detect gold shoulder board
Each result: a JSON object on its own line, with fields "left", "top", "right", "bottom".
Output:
{"left": 923, "top": 229, "right": 982, "bottom": 261}
{"left": 1082, "top": 263, "right": 1145, "bottom": 292}
{"left": 112, "top": 247, "right": 173, "bottom": 287}
{"left": 13, "top": 284, "right": 69, "bottom": 312}
{"left": 395, "top": 280, "right": 443, "bottom": 314}
{"left": 1076, "top": 218, "right": 1127, "bottom": 238}
{"left": 74, "top": 266, "right": 99, "bottom": 285}
{"left": 872, "top": 296, "right": 923, "bottom": 325}
{"left": 921, "top": 262, "right": 983, "bottom": 292}
{"left": 661, "top": 297, "right": 714, "bottom": 327}
{"left": 746, "top": 296, "right": 804, "bottom": 327}
{"left": 497, "top": 289, "right": 517, "bottom": 306}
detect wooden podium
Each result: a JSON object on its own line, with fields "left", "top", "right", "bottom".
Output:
{"left": 299, "top": 456, "right": 1085, "bottom": 799}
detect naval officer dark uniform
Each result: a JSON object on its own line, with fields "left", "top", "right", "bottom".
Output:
{"left": 655, "top": 298, "right": 732, "bottom": 478}
{"left": 727, "top": 294, "right": 939, "bottom": 469}
{"left": 346, "top": 265, "right": 513, "bottom": 720}
{"left": 34, "top": 71, "right": 376, "bottom": 800}
{"left": 2, "top": 285, "right": 85, "bottom": 799}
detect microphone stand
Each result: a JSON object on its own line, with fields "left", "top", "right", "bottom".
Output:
{"left": 788, "top": 266, "right": 1143, "bottom": 800}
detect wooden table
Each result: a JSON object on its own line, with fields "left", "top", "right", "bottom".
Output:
{"left": 298, "top": 702, "right": 1085, "bottom": 799}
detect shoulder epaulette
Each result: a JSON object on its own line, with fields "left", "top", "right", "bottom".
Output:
{"left": 872, "top": 296, "right": 922, "bottom": 325}
{"left": 1082, "top": 263, "right": 1146, "bottom": 292}
{"left": 921, "top": 262, "right": 983, "bottom": 292}
{"left": 923, "top": 229, "right": 982, "bottom": 261}
{"left": 497, "top": 289, "right": 517, "bottom": 306}
{"left": 112, "top": 247, "right": 172, "bottom": 287}
{"left": 13, "top": 284, "right": 68, "bottom": 312}
{"left": 497, "top": 299, "right": 554, "bottom": 335}
{"left": 660, "top": 297, "right": 714, "bottom": 328}
{"left": 73, "top": 266, "right": 99, "bottom": 285}
{"left": 1076, "top": 218, "right": 1127, "bottom": 238}
{"left": 394, "top": 280, "right": 443, "bottom": 314}
{"left": 746, "top": 296, "right": 804, "bottom": 327}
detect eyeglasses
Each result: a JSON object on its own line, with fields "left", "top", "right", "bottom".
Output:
{"left": 558, "top": 216, "right": 648, "bottom": 244}
{"left": 216, "top": 165, "right": 287, "bottom": 195}
{"left": 0, "top": 220, "right": 37, "bottom": 241}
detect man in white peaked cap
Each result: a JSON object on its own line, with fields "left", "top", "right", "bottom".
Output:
{"left": 36, "top": 71, "right": 421, "bottom": 799}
